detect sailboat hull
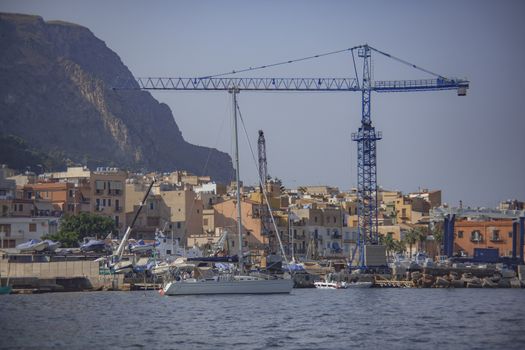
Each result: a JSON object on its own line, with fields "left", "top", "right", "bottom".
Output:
{"left": 163, "top": 278, "right": 293, "bottom": 296}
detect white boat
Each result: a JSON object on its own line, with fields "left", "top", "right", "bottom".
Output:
{"left": 16, "top": 239, "right": 48, "bottom": 252}
{"left": 162, "top": 274, "right": 293, "bottom": 296}
{"left": 43, "top": 240, "right": 61, "bottom": 252}
{"left": 314, "top": 280, "right": 373, "bottom": 289}
{"left": 161, "top": 90, "right": 293, "bottom": 296}
{"left": 314, "top": 280, "right": 347, "bottom": 289}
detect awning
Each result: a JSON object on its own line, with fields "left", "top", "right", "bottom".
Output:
{"left": 34, "top": 201, "right": 55, "bottom": 212}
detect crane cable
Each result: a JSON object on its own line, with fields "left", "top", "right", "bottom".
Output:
{"left": 234, "top": 99, "right": 292, "bottom": 274}
{"left": 367, "top": 45, "right": 446, "bottom": 80}
{"left": 198, "top": 44, "right": 452, "bottom": 83}
{"left": 198, "top": 45, "right": 364, "bottom": 79}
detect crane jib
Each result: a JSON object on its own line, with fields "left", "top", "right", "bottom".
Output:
{"left": 114, "top": 77, "right": 468, "bottom": 93}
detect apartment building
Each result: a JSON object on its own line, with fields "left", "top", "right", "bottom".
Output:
{"left": 90, "top": 167, "right": 127, "bottom": 232}
{"left": 453, "top": 219, "right": 521, "bottom": 257}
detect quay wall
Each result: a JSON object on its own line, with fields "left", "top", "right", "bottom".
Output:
{"left": 0, "top": 260, "right": 124, "bottom": 291}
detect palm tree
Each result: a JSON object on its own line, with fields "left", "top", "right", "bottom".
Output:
{"left": 403, "top": 228, "right": 418, "bottom": 258}
{"left": 432, "top": 225, "right": 444, "bottom": 255}
{"left": 415, "top": 227, "right": 428, "bottom": 252}
{"left": 379, "top": 233, "right": 397, "bottom": 258}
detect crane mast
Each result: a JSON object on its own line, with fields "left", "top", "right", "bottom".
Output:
{"left": 352, "top": 45, "right": 382, "bottom": 266}
{"left": 257, "top": 130, "right": 268, "bottom": 192}
{"left": 113, "top": 44, "right": 469, "bottom": 268}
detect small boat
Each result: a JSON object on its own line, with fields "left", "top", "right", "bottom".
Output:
{"left": 314, "top": 280, "right": 347, "bottom": 289}
{"left": 16, "top": 239, "right": 48, "bottom": 252}
{"left": 0, "top": 286, "right": 12, "bottom": 295}
{"left": 112, "top": 260, "right": 134, "bottom": 274}
{"left": 80, "top": 239, "right": 108, "bottom": 253}
{"left": 152, "top": 261, "right": 170, "bottom": 275}
{"left": 129, "top": 239, "right": 160, "bottom": 253}
{"left": 43, "top": 240, "right": 61, "bottom": 252}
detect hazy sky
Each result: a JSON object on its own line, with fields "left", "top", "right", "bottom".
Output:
{"left": 1, "top": 0, "right": 524, "bottom": 208}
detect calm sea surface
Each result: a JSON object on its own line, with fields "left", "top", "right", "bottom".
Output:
{"left": 1, "top": 288, "right": 524, "bottom": 349}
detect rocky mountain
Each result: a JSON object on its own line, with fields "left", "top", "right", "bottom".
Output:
{"left": 0, "top": 13, "right": 233, "bottom": 183}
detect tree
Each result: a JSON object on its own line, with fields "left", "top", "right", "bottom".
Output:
{"left": 432, "top": 225, "right": 444, "bottom": 255}
{"left": 403, "top": 228, "right": 418, "bottom": 258}
{"left": 43, "top": 212, "right": 116, "bottom": 247}
{"left": 379, "top": 233, "right": 397, "bottom": 258}
{"left": 415, "top": 227, "right": 428, "bottom": 251}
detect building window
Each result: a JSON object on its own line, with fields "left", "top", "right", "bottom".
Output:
{"left": 166, "top": 250, "right": 171, "bottom": 255}
{"left": 177, "top": 222, "right": 181, "bottom": 229}
{"left": 150, "top": 202, "right": 154, "bottom": 210}
{"left": 231, "top": 240, "right": 235, "bottom": 247}
{"left": 508, "top": 231, "right": 513, "bottom": 238}
{"left": 18, "top": 204, "right": 23, "bottom": 211}
{"left": 197, "top": 209, "right": 200, "bottom": 214}
{"left": 203, "top": 219, "right": 208, "bottom": 226}
{"left": 314, "top": 216, "right": 318, "bottom": 223}
{"left": 29, "top": 223, "right": 37, "bottom": 232}
{"left": 334, "top": 216, "right": 337, "bottom": 223}
{"left": 102, "top": 199, "right": 106, "bottom": 206}
{"left": 115, "top": 216, "right": 119, "bottom": 227}
{"left": 491, "top": 230, "right": 500, "bottom": 242}
{"left": 458, "top": 231, "right": 463, "bottom": 238}
{"left": 471, "top": 230, "right": 482, "bottom": 242}
{"left": 69, "top": 189, "right": 74, "bottom": 198}
{"left": 108, "top": 199, "right": 111, "bottom": 207}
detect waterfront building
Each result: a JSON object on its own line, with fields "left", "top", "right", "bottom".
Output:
{"left": 160, "top": 188, "right": 203, "bottom": 245}
{"left": 90, "top": 167, "right": 127, "bottom": 232}
{"left": 208, "top": 198, "right": 269, "bottom": 258}
{"left": 453, "top": 218, "right": 522, "bottom": 257}
{"left": 0, "top": 216, "right": 59, "bottom": 248}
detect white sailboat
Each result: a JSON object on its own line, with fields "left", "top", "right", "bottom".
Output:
{"left": 162, "top": 87, "right": 293, "bottom": 296}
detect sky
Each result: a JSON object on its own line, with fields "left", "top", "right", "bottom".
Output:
{"left": 1, "top": 0, "right": 524, "bottom": 208}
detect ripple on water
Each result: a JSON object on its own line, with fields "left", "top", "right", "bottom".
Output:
{"left": 1, "top": 289, "right": 525, "bottom": 349}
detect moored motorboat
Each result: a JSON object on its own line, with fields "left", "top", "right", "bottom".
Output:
{"left": 314, "top": 280, "right": 347, "bottom": 289}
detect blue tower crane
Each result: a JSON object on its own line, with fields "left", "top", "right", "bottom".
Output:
{"left": 114, "top": 44, "right": 469, "bottom": 268}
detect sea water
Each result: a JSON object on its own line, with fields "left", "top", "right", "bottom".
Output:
{"left": 1, "top": 288, "right": 524, "bottom": 349}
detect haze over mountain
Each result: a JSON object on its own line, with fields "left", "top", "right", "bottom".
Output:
{"left": 0, "top": 13, "right": 233, "bottom": 183}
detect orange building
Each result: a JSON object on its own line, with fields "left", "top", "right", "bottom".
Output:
{"left": 23, "top": 182, "right": 82, "bottom": 215}
{"left": 453, "top": 219, "right": 522, "bottom": 257}
{"left": 211, "top": 198, "right": 268, "bottom": 257}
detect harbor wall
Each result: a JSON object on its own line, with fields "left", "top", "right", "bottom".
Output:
{"left": 0, "top": 260, "right": 124, "bottom": 292}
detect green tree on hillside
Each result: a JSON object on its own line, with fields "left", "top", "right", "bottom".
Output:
{"left": 43, "top": 212, "right": 116, "bottom": 247}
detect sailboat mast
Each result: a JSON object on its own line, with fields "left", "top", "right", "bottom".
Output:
{"left": 231, "top": 86, "right": 244, "bottom": 274}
